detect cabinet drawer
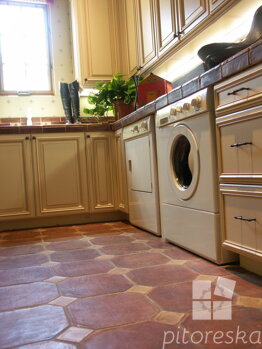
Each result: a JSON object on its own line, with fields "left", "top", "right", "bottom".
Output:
{"left": 221, "top": 185, "right": 262, "bottom": 259}
{"left": 215, "top": 64, "right": 262, "bottom": 115}
{"left": 218, "top": 114, "right": 262, "bottom": 182}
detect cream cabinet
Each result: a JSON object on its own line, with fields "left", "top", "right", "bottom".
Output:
{"left": 118, "top": 0, "right": 140, "bottom": 77}
{"left": 32, "top": 133, "right": 89, "bottom": 216}
{"left": 0, "top": 135, "right": 35, "bottom": 221}
{"left": 86, "top": 132, "right": 116, "bottom": 212}
{"left": 177, "top": 0, "right": 208, "bottom": 35}
{"left": 136, "top": 0, "right": 158, "bottom": 69}
{"left": 156, "top": 0, "right": 179, "bottom": 54}
{"left": 70, "top": 0, "right": 119, "bottom": 86}
{"left": 115, "top": 130, "right": 128, "bottom": 213}
{"left": 215, "top": 63, "right": 262, "bottom": 262}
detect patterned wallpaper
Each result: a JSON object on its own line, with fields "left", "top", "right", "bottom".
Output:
{"left": 0, "top": 0, "right": 74, "bottom": 118}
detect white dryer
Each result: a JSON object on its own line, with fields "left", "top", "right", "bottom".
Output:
{"left": 156, "top": 88, "right": 236, "bottom": 263}
{"left": 123, "top": 116, "right": 161, "bottom": 236}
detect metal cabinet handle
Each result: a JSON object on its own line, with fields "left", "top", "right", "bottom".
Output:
{"left": 227, "top": 87, "right": 250, "bottom": 95}
{"left": 31, "top": 136, "right": 36, "bottom": 140}
{"left": 234, "top": 216, "right": 256, "bottom": 222}
{"left": 178, "top": 30, "right": 184, "bottom": 35}
{"left": 86, "top": 135, "right": 90, "bottom": 138}
{"left": 25, "top": 136, "right": 30, "bottom": 140}
{"left": 128, "top": 160, "right": 132, "bottom": 172}
{"left": 230, "top": 142, "right": 252, "bottom": 147}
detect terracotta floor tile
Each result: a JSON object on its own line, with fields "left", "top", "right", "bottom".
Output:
{"left": 45, "top": 276, "right": 67, "bottom": 283}
{"left": 148, "top": 282, "right": 193, "bottom": 313}
{"left": 0, "top": 282, "right": 59, "bottom": 311}
{"left": 0, "top": 265, "right": 53, "bottom": 286}
{"left": 127, "top": 264, "right": 197, "bottom": 286}
{"left": 0, "top": 236, "right": 43, "bottom": 246}
{"left": 45, "top": 240, "right": 91, "bottom": 251}
{"left": 163, "top": 246, "right": 200, "bottom": 261}
{"left": 50, "top": 249, "right": 99, "bottom": 262}
{"left": 0, "top": 244, "right": 44, "bottom": 256}
{"left": 186, "top": 260, "right": 231, "bottom": 276}
{"left": 0, "top": 305, "right": 68, "bottom": 348}
{"left": 181, "top": 307, "right": 262, "bottom": 348}
{"left": 0, "top": 254, "right": 48, "bottom": 269}
{"left": 68, "top": 293, "right": 158, "bottom": 329}
{"left": 18, "top": 342, "right": 77, "bottom": 349}
{"left": 154, "top": 310, "right": 185, "bottom": 325}
{"left": 146, "top": 239, "right": 173, "bottom": 249}
{"left": 59, "top": 274, "right": 131, "bottom": 297}
{"left": 112, "top": 252, "right": 169, "bottom": 269}
{"left": 52, "top": 259, "right": 114, "bottom": 277}
{"left": 82, "top": 321, "right": 200, "bottom": 349}
{"left": 41, "top": 226, "right": 78, "bottom": 233}
{"left": 226, "top": 274, "right": 262, "bottom": 298}
{"left": 100, "top": 242, "right": 150, "bottom": 255}
{"left": 90, "top": 235, "right": 134, "bottom": 245}
{"left": 2, "top": 229, "right": 41, "bottom": 240}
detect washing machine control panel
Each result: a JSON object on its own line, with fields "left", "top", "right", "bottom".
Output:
{"left": 156, "top": 89, "right": 208, "bottom": 127}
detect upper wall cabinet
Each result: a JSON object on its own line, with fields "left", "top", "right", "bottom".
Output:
{"left": 70, "top": 0, "right": 120, "bottom": 86}
{"left": 156, "top": 0, "right": 179, "bottom": 54}
{"left": 177, "top": 0, "right": 208, "bottom": 35}
{"left": 137, "top": 0, "right": 158, "bottom": 69}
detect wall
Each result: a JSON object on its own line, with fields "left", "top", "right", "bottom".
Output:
{"left": 0, "top": 0, "right": 74, "bottom": 119}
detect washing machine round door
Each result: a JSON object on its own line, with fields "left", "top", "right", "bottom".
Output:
{"left": 169, "top": 124, "right": 199, "bottom": 200}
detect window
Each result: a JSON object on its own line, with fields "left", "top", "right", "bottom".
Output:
{"left": 0, "top": 1, "right": 52, "bottom": 94}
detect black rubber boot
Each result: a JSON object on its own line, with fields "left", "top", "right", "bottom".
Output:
{"left": 59, "top": 82, "right": 73, "bottom": 124}
{"left": 69, "top": 80, "right": 81, "bottom": 124}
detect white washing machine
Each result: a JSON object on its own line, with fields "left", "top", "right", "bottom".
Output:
{"left": 156, "top": 88, "right": 236, "bottom": 263}
{"left": 123, "top": 115, "right": 161, "bottom": 236}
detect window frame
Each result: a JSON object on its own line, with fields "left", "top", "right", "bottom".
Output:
{"left": 0, "top": 1, "right": 54, "bottom": 96}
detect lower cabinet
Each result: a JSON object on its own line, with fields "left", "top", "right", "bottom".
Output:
{"left": 0, "top": 131, "right": 119, "bottom": 224}
{"left": 32, "top": 133, "right": 89, "bottom": 216}
{"left": 0, "top": 135, "right": 35, "bottom": 221}
{"left": 86, "top": 132, "right": 117, "bottom": 212}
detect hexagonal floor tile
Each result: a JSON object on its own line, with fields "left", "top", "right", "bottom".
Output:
{"left": 0, "top": 254, "right": 49, "bottom": 270}
{"left": 0, "top": 305, "right": 68, "bottom": 348}
{"left": 148, "top": 282, "right": 193, "bottom": 313}
{"left": 52, "top": 259, "right": 114, "bottom": 277}
{"left": 90, "top": 235, "right": 134, "bottom": 245}
{"left": 59, "top": 274, "right": 131, "bottom": 297}
{"left": 0, "top": 266, "right": 53, "bottom": 286}
{"left": 127, "top": 264, "right": 197, "bottom": 286}
{"left": 186, "top": 260, "right": 231, "bottom": 276}
{"left": 50, "top": 249, "right": 99, "bottom": 262}
{"left": 82, "top": 321, "right": 200, "bottom": 349}
{"left": 163, "top": 246, "right": 199, "bottom": 260}
{"left": 0, "top": 282, "right": 59, "bottom": 311}
{"left": 99, "top": 243, "right": 150, "bottom": 256}
{"left": 45, "top": 240, "right": 91, "bottom": 251}
{"left": 68, "top": 293, "right": 158, "bottom": 329}
{"left": 112, "top": 252, "right": 169, "bottom": 269}
{"left": 18, "top": 342, "right": 76, "bottom": 349}
{"left": 0, "top": 244, "right": 44, "bottom": 257}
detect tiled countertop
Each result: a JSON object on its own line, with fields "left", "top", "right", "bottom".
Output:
{"left": 0, "top": 123, "right": 112, "bottom": 135}
{"left": 1, "top": 40, "right": 261, "bottom": 135}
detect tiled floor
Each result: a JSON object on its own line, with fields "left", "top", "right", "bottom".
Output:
{"left": 0, "top": 221, "right": 261, "bottom": 348}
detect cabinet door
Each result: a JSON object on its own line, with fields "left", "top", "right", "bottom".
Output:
{"left": 87, "top": 133, "right": 116, "bottom": 212}
{"left": 119, "top": 0, "right": 139, "bottom": 77}
{"left": 0, "top": 135, "right": 35, "bottom": 220}
{"left": 209, "top": 0, "right": 228, "bottom": 12}
{"left": 156, "top": 0, "right": 178, "bottom": 54}
{"left": 178, "top": 0, "right": 208, "bottom": 34}
{"left": 32, "top": 133, "right": 88, "bottom": 216}
{"left": 137, "top": 0, "right": 157, "bottom": 68}
{"left": 70, "top": 0, "right": 119, "bottom": 85}
{"left": 115, "top": 131, "right": 128, "bottom": 213}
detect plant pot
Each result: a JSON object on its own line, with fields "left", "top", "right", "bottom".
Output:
{"left": 113, "top": 100, "right": 135, "bottom": 120}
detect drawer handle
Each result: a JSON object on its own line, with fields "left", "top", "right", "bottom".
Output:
{"left": 227, "top": 87, "right": 250, "bottom": 95}
{"left": 234, "top": 216, "right": 256, "bottom": 222}
{"left": 230, "top": 142, "right": 252, "bottom": 147}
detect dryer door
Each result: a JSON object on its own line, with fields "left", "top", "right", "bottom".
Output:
{"left": 125, "top": 135, "right": 152, "bottom": 193}
{"left": 169, "top": 124, "right": 199, "bottom": 200}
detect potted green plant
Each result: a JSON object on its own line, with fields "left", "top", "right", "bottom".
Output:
{"left": 83, "top": 73, "right": 141, "bottom": 120}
